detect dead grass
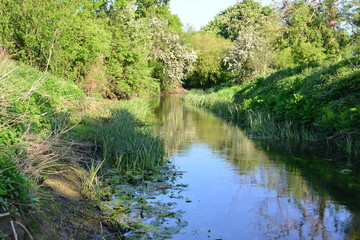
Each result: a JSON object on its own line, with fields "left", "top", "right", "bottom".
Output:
{"left": 24, "top": 133, "right": 117, "bottom": 239}
{"left": 0, "top": 51, "right": 120, "bottom": 238}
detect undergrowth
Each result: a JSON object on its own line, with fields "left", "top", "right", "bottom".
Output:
{"left": 0, "top": 54, "right": 173, "bottom": 238}
{"left": 0, "top": 57, "right": 83, "bottom": 212}
{"left": 184, "top": 57, "right": 360, "bottom": 158}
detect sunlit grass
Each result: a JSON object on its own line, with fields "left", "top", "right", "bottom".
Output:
{"left": 74, "top": 99, "right": 165, "bottom": 175}
{"left": 184, "top": 92, "right": 320, "bottom": 141}
{"left": 184, "top": 58, "right": 360, "bottom": 158}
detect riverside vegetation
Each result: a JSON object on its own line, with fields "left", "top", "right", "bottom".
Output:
{"left": 183, "top": 57, "right": 360, "bottom": 158}
{"left": 0, "top": 0, "right": 359, "bottom": 238}
{"left": 0, "top": 54, "right": 189, "bottom": 239}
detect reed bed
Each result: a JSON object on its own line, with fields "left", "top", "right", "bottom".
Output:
{"left": 184, "top": 91, "right": 324, "bottom": 144}
{"left": 93, "top": 100, "right": 165, "bottom": 173}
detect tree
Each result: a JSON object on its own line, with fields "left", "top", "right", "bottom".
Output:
{"left": 0, "top": 0, "right": 196, "bottom": 98}
{"left": 339, "top": 0, "right": 359, "bottom": 53}
{"left": 200, "top": 0, "right": 279, "bottom": 81}
{"left": 149, "top": 18, "right": 197, "bottom": 92}
{"left": 224, "top": 26, "right": 276, "bottom": 82}
{"left": 202, "top": 0, "right": 274, "bottom": 41}
{"left": 185, "top": 32, "right": 232, "bottom": 87}
{"left": 135, "top": 0, "right": 182, "bottom": 31}
{"left": 136, "top": 0, "right": 169, "bottom": 14}
{"left": 275, "top": 0, "right": 351, "bottom": 65}
{"left": 105, "top": 2, "right": 158, "bottom": 98}
{"left": 0, "top": 0, "right": 110, "bottom": 80}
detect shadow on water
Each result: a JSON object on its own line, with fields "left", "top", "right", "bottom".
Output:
{"left": 152, "top": 96, "right": 360, "bottom": 240}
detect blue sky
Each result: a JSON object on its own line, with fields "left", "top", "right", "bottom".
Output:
{"left": 170, "top": 0, "right": 272, "bottom": 31}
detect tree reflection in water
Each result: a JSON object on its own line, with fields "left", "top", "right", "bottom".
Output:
{"left": 152, "top": 96, "right": 360, "bottom": 240}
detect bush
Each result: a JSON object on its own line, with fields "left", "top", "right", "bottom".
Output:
{"left": 185, "top": 32, "right": 232, "bottom": 87}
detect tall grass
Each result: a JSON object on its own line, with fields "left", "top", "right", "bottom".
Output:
{"left": 0, "top": 54, "right": 89, "bottom": 213}
{"left": 0, "top": 52, "right": 166, "bottom": 237}
{"left": 90, "top": 100, "right": 165, "bottom": 174}
{"left": 184, "top": 92, "right": 320, "bottom": 142}
{"left": 81, "top": 159, "right": 106, "bottom": 200}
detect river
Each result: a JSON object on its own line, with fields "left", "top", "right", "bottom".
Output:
{"left": 151, "top": 96, "right": 360, "bottom": 240}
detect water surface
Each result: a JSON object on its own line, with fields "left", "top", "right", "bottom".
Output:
{"left": 152, "top": 96, "right": 360, "bottom": 240}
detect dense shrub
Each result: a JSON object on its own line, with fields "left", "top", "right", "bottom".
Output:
{"left": 185, "top": 32, "right": 232, "bottom": 87}
{"left": 233, "top": 58, "right": 360, "bottom": 132}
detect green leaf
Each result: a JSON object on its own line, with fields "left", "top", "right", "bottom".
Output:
{"left": 0, "top": 189, "right": 8, "bottom": 195}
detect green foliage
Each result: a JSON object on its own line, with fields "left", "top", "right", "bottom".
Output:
{"left": 233, "top": 58, "right": 360, "bottom": 132}
{"left": 81, "top": 159, "right": 106, "bottom": 200}
{"left": 136, "top": 0, "right": 169, "bottom": 17}
{"left": 0, "top": 0, "right": 110, "bottom": 81}
{"left": 0, "top": 60, "right": 85, "bottom": 145}
{"left": 0, "top": 154, "right": 36, "bottom": 211}
{"left": 342, "top": 0, "right": 360, "bottom": 54}
{"left": 149, "top": 18, "right": 197, "bottom": 92}
{"left": 274, "top": 0, "right": 351, "bottom": 66}
{"left": 202, "top": 0, "right": 274, "bottom": 41}
{"left": 105, "top": 3, "right": 158, "bottom": 98}
{"left": 0, "top": 0, "right": 195, "bottom": 97}
{"left": 184, "top": 57, "right": 360, "bottom": 156}
{"left": 135, "top": 0, "right": 182, "bottom": 31}
{"left": 224, "top": 25, "right": 277, "bottom": 81}
{"left": 198, "top": 0, "right": 356, "bottom": 84}
{"left": 185, "top": 32, "right": 232, "bottom": 87}
{"left": 0, "top": 57, "right": 85, "bottom": 212}
{"left": 76, "top": 99, "right": 165, "bottom": 173}
{"left": 98, "top": 111, "right": 164, "bottom": 172}
{"left": 201, "top": 0, "right": 278, "bottom": 82}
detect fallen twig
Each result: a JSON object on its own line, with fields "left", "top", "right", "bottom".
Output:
{"left": 10, "top": 220, "right": 18, "bottom": 240}
{"left": 14, "top": 221, "right": 34, "bottom": 240}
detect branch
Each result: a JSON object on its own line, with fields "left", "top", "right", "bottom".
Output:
{"left": 10, "top": 221, "right": 18, "bottom": 240}
{"left": 14, "top": 221, "right": 34, "bottom": 240}
{"left": 0, "top": 212, "right": 10, "bottom": 217}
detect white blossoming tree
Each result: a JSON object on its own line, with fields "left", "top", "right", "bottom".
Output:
{"left": 149, "top": 18, "right": 197, "bottom": 92}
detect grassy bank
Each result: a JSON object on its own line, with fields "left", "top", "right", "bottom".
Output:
{"left": 75, "top": 99, "right": 164, "bottom": 173}
{"left": 0, "top": 55, "right": 175, "bottom": 238}
{"left": 69, "top": 99, "right": 185, "bottom": 238}
{"left": 183, "top": 57, "right": 360, "bottom": 158}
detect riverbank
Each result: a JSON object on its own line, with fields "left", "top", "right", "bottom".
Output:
{"left": 0, "top": 56, "right": 179, "bottom": 239}
{"left": 183, "top": 57, "right": 360, "bottom": 159}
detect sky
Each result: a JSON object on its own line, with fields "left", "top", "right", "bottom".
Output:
{"left": 170, "top": 0, "right": 272, "bottom": 31}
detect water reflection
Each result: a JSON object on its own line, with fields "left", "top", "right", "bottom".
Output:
{"left": 152, "top": 96, "right": 360, "bottom": 240}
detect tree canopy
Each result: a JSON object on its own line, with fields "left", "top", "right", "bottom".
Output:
{"left": 196, "top": 0, "right": 358, "bottom": 83}
{"left": 0, "top": 0, "right": 192, "bottom": 97}
{"left": 201, "top": 0, "right": 274, "bottom": 41}
{"left": 0, "top": 0, "right": 358, "bottom": 92}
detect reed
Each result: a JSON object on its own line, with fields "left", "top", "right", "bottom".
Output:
{"left": 184, "top": 89, "right": 360, "bottom": 158}
{"left": 94, "top": 101, "right": 165, "bottom": 174}
{"left": 81, "top": 159, "right": 105, "bottom": 200}
{"left": 184, "top": 91, "right": 321, "bottom": 143}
